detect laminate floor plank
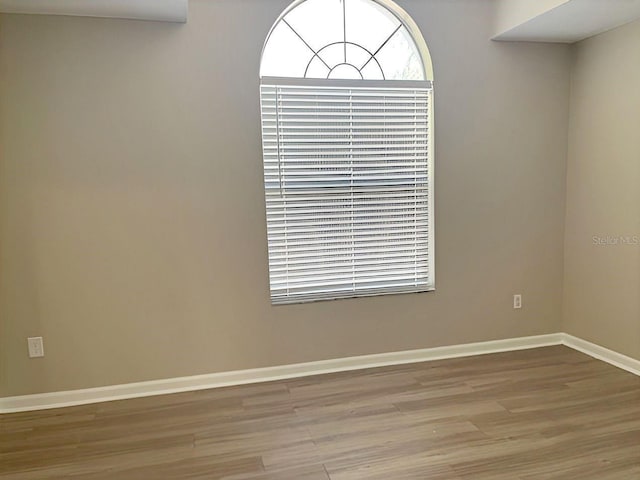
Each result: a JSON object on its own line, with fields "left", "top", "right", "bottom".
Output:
{"left": 1, "top": 346, "right": 639, "bottom": 479}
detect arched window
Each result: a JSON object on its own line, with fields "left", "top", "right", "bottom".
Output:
{"left": 260, "top": 0, "right": 434, "bottom": 304}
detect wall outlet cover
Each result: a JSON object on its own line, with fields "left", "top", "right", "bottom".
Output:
{"left": 28, "top": 337, "right": 44, "bottom": 358}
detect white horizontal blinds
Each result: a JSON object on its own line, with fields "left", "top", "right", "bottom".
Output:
{"left": 261, "top": 84, "right": 432, "bottom": 304}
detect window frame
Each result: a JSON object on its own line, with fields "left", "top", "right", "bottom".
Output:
{"left": 260, "top": 0, "right": 434, "bottom": 83}
{"left": 260, "top": 0, "right": 435, "bottom": 305}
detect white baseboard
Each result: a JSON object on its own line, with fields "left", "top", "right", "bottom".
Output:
{"left": 0, "top": 333, "right": 561, "bottom": 414}
{"left": 560, "top": 333, "right": 640, "bottom": 377}
{"left": 2, "top": 332, "right": 637, "bottom": 414}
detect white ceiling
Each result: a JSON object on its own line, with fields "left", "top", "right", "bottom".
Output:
{"left": 0, "top": 0, "right": 187, "bottom": 23}
{"left": 494, "top": 0, "right": 640, "bottom": 43}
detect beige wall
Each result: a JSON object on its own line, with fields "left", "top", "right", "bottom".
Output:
{"left": 0, "top": 0, "right": 571, "bottom": 397}
{"left": 563, "top": 20, "right": 640, "bottom": 361}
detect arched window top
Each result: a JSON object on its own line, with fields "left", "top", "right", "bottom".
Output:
{"left": 260, "top": 0, "right": 433, "bottom": 82}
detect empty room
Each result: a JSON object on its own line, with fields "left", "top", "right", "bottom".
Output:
{"left": 1, "top": 0, "right": 639, "bottom": 478}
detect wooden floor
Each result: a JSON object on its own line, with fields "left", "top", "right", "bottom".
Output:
{"left": 1, "top": 346, "right": 639, "bottom": 479}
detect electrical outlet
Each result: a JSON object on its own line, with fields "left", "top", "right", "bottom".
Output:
{"left": 27, "top": 337, "right": 44, "bottom": 358}
{"left": 513, "top": 294, "right": 522, "bottom": 309}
